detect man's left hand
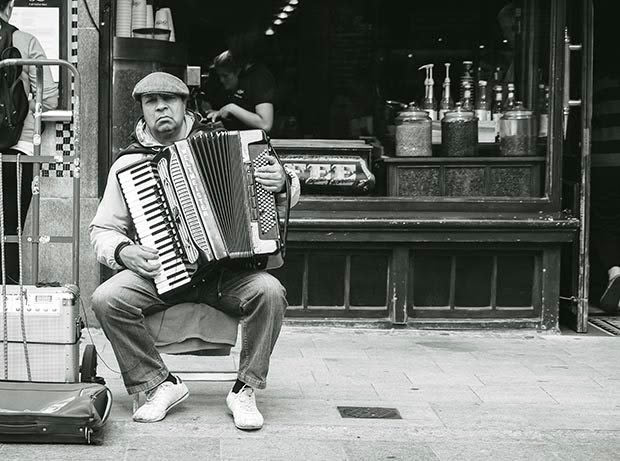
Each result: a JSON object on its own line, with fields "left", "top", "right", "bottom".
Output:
{"left": 254, "top": 155, "right": 285, "bottom": 193}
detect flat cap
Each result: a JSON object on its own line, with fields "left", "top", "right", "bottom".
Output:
{"left": 132, "top": 72, "right": 189, "bottom": 101}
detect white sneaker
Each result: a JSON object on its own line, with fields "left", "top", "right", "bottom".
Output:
{"left": 133, "top": 378, "right": 189, "bottom": 423}
{"left": 226, "top": 385, "right": 264, "bottom": 430}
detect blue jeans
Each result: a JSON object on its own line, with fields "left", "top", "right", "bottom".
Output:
{"left": 91, "top": 267, "right": 287, "bottom": 395}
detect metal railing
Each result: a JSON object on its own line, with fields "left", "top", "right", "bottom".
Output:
{"left": 0, "top": 59, "right": 81, "bottom": 285}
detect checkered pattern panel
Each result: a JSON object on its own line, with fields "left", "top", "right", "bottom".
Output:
{"left": 45, "top": 0, "right": 79, "bottom": 178}
{"left": 71, "top": 1, "right": 78, "bottom": 62}
{"left": 252, "top": 150, "right": 278, "bottom": 235}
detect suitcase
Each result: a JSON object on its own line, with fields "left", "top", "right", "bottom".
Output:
{"left": 0, "top": 381, "right": 112, "bottom": 444}
{"left": 0, "top": 285, "right": 80, "bottom": 382}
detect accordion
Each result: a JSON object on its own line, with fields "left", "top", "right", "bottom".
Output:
{"left": 117, "top": 129, "right": 283, "bottom": 297}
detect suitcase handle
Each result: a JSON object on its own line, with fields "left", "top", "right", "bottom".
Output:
{"left": 101, "top": 388, "right": 113, "bottom": 423}
{"left": 0, "top": 422, "right": 43, "bottom": 434}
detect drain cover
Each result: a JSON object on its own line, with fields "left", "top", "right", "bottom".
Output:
{"left": 337, "top": 406, "right": 402, "bottom": 419}
{"left": 589, "top": 317, "right": 620, "bottom": 336}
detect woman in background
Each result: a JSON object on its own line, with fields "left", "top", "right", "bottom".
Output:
{"left": 206, "top": 28, "right": 275, "bottom": 132}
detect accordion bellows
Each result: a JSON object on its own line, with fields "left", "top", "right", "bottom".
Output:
{"left": 117, "top": 129, "right": 282, "bottom": 297}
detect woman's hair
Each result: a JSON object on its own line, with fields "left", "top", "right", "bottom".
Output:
{"left": 0, "top": 0, "right": 12, "bottom": 12}
{"left": 213, "top": 50, "right": 241, "bottom": 74}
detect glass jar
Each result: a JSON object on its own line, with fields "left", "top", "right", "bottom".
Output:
{"left": 499, "top": 102, "right": 537, "bottom": 156}
{"left": 394, "top": 103, "right": 432, "bottom": 157}
{"left": 441, "top": 104, "right": 478, "bottom": 157}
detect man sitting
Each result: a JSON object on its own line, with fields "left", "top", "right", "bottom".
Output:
{"left": 89, "top": 72, "right": 299, "bottom": 429}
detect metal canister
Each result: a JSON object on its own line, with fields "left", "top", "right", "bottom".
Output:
{"left": 395, "top": 103, "right": 432, "bottom": 157}
{"left": 441, "top": 104, "right": 478, "bottom": 157}
{"left": 499, "top": 102, "right": 537, "bottom": 156}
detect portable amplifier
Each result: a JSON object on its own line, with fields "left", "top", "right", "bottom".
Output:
{"left": 0, "top": 285, "right": 80, "bottom": 382}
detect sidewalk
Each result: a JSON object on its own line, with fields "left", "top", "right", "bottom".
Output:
{"left": 2, "top": 326, "right": 620, "bottom": 460}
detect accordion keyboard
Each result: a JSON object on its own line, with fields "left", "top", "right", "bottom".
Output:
{"left": 118, "top": 161, "right": 192, "bottom": 295}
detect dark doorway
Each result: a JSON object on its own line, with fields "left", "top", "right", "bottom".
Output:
{"left": 589, "top": 0, "right": 620, "bottom": 317}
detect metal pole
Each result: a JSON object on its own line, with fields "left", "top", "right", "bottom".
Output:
{"left": 72, "top": 67, "right": 81, "bottom": 286}
{"left": 30, "top": 65, "right": 44, "bottom": 284}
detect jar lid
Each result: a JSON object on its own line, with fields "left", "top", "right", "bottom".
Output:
{"left": 443, "top": 103, "right": 476, "bottom": 121}
{"left": 395, "top": 102, "right": 430, "bottom": 123}
{"left": 502, "top": 102, "right": 534, "bottom": 119}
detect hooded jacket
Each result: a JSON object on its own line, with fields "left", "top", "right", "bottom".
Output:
{"left": 89, "top": 111, "right": 300, "bottom": 271}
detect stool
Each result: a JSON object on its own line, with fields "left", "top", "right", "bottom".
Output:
{"left": 132, "top": 302, "right": 239, "bottom": 413}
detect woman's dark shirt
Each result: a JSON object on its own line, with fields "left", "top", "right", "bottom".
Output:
{"left": 212, "top": 63, "right": 275, "bottom": 130}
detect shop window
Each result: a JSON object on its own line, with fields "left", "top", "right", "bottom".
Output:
{"left": 260, "top": 0, "right": 555, "bottom": 204}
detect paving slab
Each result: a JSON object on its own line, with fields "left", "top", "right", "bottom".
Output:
{"left": 373, "top": 383, "right": 483, "bottom": 403}
{"left": 429, "top": 440, "right": 620, "bottom": 461}
{"left": 342, "top": 440, "right": 439, "bottom": 460}
{"left": 431, "top": 402, "right": 620, "bottom": 431}
{"left": 469, "top": 384, "right": 559, "bottom": 404}
{"left": 219, "top": 437, "right": 347, "bottom": 461}
{"left": 125, "top": 436, "right": 221, "bottom": 460}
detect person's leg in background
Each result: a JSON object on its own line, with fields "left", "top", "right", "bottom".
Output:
{"left": 597, "top": 231, "right": 620, "bottom": 311}
{"left": 590, "top": 167, "right": 620, "bottom": 312}
{"left": 0, "top": 151, "right": 33, "bottom": 284}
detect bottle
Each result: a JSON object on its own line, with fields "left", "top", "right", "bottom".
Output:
{"left": 461, "top": 81, "right": 474, "bottom": 112}
{"left": 460, "top": 60, "right": 474, "bottom": 102}
{"left": 492, "top": 84, "right": 503, "bottom": 141}
{"left": 503, "top": 83, "right": 516, "bottom": 111}
{"left": 475, "top": 80, "right": 491, "bottom": 121}
{"left": 538, "top": 84, "right": 549, "bottom": 138}
{"left": 439, "top": 63, "right": 454, "bottom": 120}
{"left": 419, "top": 64, "right": 437, "bottom": 120}
{"left": 490, "top": 66, "right": 502, "bottom": 99}
{"left": 494, "top": 66, "right": 501, "bottom": 79}
{"left": 491, "top": 66, "right": 502, "bottom": 88}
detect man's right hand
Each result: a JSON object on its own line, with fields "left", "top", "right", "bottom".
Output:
{"left": 118, "top": 245, "right": 161, "bottom": 279}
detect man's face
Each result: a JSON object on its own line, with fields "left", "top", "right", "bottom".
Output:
{"left": 217, "top": 69, "right": 239, "bottom": 91}
{"left": 141, "top": 93, "right": 186, "bottom": 140}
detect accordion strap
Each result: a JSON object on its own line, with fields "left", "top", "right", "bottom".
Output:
{"left": 270, "top": 145, "right": 291, "bottom": 258}
{"left": 114, "top": 146, "right": 158, "bottom": 161}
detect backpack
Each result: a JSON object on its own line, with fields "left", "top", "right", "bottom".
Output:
{"left": 0, "top": 18, "right": 28, "bottom": 151}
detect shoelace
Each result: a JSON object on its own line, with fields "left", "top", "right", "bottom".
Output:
{"left": 236, "top": 387, "right": 257, "bottom": 411}
{"left": 146, "top": 381, "right": 173, "bottom": 402}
